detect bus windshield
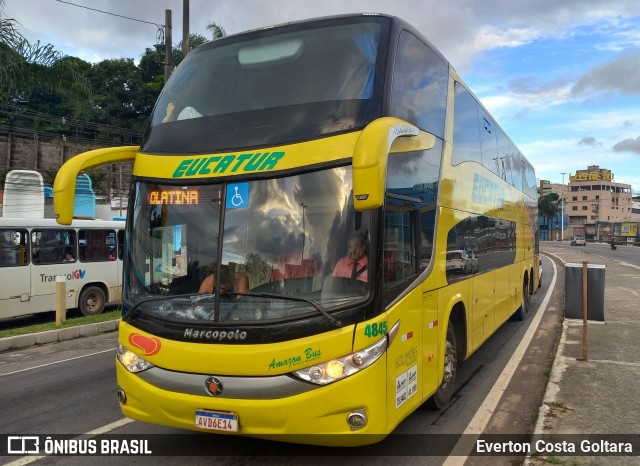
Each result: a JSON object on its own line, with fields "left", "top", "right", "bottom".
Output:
{"left": 125, "top": 166, "right": 372, "bottom": 323}
{"left": 142, "top": 19, "right": 386, "bottom": 153}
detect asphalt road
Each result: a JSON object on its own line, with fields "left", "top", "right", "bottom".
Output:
{"left": 549, "top": 240, "right": 640, "bottom": 267}
{"left": 0, "top": 257, "right": 555, "bottom": 465}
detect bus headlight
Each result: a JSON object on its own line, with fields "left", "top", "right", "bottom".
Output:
{"left": 292, "top": 332, "right": 389, "bottom": 385}
{"left": 117, "top": 344, "right": 155, "bottom": 373}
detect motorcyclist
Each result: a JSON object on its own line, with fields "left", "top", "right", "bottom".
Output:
{"left": 610, "top": 238, "right": 617, "bottom": 250}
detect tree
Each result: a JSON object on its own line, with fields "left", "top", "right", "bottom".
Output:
{"left": 206, "top": 22, "right": 226, "bottom": 40}
{"left": 173, "top": 33, "right": 209, "bottom": 65}
{"left": 87, "top": 58, "right": 157, "bottom": 134}
{"left": 538, "top": 193, "right": 561, "bottom": 240}
{"left": 0, "top": 1, "right": 93, "bottom": 118}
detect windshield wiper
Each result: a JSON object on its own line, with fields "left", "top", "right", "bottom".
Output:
{"left": 227, "top": 291, "right": 342, "bottom": 328}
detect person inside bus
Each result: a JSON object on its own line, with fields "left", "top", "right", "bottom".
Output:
{"left": 108, "top": 248, "right": 116, "bottom": 260}
{"left": 332, "top": 231, "right": 369, "bottom": 282}
{"left": 199, "top": 265, "right": 249, "bottom": 297}
{"left": 63, "top": 249, "right": 75, "bottom": 262}
{"left": 162, "top": 102, "right": 203, "bottom": 123}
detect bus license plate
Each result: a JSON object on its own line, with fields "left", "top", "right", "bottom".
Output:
{"left": 195, "top": 410, "right": 238, "bottom": 432}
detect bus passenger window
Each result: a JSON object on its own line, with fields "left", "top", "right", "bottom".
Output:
{"left": 383, "top": 210, "right": 417, "bottom": 287}
{"left": 0, "top": 229, "right": 29, "bottom": 266}
{"left": 32, "top": 229, "right": 75, "bottom": 264}
{"left": 452, "top": 83, "right": 482, "bottom": 166}
{"left": 390, "top": 31, "right": 448, "bottom": 138}
{"left": 79, "top": 229, "right": 117, "bottom": 262}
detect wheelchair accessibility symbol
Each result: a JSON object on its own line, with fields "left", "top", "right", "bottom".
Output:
{"left": 226, "top": 183, "right": 249, "bottom": 209}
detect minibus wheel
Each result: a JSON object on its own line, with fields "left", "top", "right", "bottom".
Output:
{"left": 79, "top": 286, "right": 106, "bottom": 316}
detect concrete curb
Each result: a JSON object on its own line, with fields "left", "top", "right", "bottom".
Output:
{"left": 0, "top": 319, "right": 119, "bottom": 353}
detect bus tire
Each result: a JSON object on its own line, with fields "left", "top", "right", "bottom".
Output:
{"left": 79, "top": 286, "right": 106, "bottom": 316}
{"left": 513, "top": 279, "right": 530, "bottom": 321}
{"left": 427, "top": 321, "right": 457, "bottom": 410}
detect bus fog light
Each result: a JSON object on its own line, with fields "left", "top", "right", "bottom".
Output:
{"left": 117, "top": 389, "right": 127, "bottom": 404}
{"left": 347, "top": 409, "right": 367, "bottom": 430}
{"left": 352, "top": 353, "right": 364, "bottom": 366}
{"left": 309, "top": 366, "right": 324, "bottom": 381}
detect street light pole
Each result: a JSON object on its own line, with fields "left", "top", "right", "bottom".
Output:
{"left": 560, "top": 172, "right": 566, "bottom": 241}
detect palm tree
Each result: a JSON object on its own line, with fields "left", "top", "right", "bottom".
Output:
{"left": 538, "top": 192, "right": 561, "bottom": 240}
{"left": 206, "top": 22, "right": 226, "bottom": 40}
{"left": 0, "top": 1, "right": 92, "bottom": 116}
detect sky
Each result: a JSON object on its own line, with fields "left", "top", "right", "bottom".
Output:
{"left": 5, "top": 0, "right": 640, "bottom": 193}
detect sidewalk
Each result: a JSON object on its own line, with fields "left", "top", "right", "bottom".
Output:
{"left": 0, "top": 319, "right": 119, "bottom": 353}
{"left": 531, "top": 243, "right": 640, "bottom": 464}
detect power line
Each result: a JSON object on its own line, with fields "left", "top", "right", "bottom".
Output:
{"left": 0, "top": 104, "right": 144, "bottom": 139}
{"left": 53, "top": 0, "right": 163, "bottom": 28}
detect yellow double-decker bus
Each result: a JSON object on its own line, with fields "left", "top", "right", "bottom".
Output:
{"left": 54, "top": 14, "right": 540, "bottom": 446}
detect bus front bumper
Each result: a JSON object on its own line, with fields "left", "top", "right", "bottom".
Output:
{"left": 116, "top": 356, "right": 388, "bottom": 446}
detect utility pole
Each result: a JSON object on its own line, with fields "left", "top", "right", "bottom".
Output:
{"left": 592, "top": 198, "right": 600, "bottom": 241}
{"left": 560, "top": 172, "right": 566, "bottom": 241}
{"left": 164, "top": 9, "right": 172, "bottom": 82}
{"left": 182, "top": 0, "right": 189, "bottom": 57}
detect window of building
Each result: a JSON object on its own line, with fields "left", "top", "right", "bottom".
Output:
{"left": 572, "top": 196, "right": 578, "bottom": 201}
{"left": 582, "top": 196, "right": 588, "bottom": 201}
{"left": 572, "top": 206, "right": 578, "bottom": 211}
{"left": 582, "top": 206, "right": 588, "bottom": 210}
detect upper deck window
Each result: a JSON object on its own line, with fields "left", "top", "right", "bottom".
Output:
{"left": 390, "top": 31, "right": 447, "bottom": 138}
{"left": 143, "top": 19, "right": 388, "bottom": 153}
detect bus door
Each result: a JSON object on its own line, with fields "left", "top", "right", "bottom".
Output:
{"left": 0, "top": 228, "right": 31, "bottom": 317}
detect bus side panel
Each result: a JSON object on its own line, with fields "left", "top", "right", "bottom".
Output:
{"left": 471, "top": 271, "right": 495, "bottom": 349}
{"left": 421, "top": 289, "right": 439, "bottom": 400}
{"left": 494, "top": 263, "right": 513, "bottom": 326}
{"left": 437, "top": 280, "right": 468, "bottom": 362}
{"left": 74, "top": 262, "right": 122, "bottom": 307}
{"left": 30, "top": 263, "right": 73, "bottom": 311}
{"left": 29, "top": 262, "right": 119, "bottom": 313}
{"left": 0, "top": 265, "right": 31, "bottom": 319}
{"left": 382, "top": 285, "right": 423, "bottom": 432}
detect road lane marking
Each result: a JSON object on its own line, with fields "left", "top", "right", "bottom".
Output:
{"left": 0, "top": 348, "right": 115, "bottom": 377}
{"left": 4, "top": 418, "right": 135, "bottom": 465}
{"left": 443, "top": 255, "right": 558, "bottom": 464}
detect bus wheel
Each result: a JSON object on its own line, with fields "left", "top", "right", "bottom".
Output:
{"left": 79, "top": 286, "right": 106, "bottom": 316}
{"left": 513, "top": 279, "right": 530, "bottom": 321}
{"left": 427, "top": 321, "right": 457, "bottom": 410}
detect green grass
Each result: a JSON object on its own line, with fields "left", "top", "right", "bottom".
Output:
{"left": 0, "top": 310, "right": 121, "bottom": 339}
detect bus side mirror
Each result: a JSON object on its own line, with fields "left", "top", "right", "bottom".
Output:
{"left": 54, "top": 146, "right": 139, "bottom": 225}
{"left": 352, "top": 117, "right": 435, "bottom": 211}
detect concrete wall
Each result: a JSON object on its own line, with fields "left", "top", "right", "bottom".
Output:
{"left": 0, "top": 132, "right": 133, "bottom": 196}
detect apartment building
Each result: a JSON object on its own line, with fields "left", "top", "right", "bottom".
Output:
{"left": 567, "top": 165, "right": 640, "bottom": 239}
